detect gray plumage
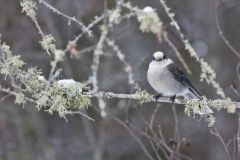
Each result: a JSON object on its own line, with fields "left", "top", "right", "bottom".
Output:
{"left": 147, "top": 51, "right": 212, "bottom": 115}
{"left": 167, "top": 63, "right": 202, "bottom": 99}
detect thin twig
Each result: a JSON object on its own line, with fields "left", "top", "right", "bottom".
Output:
{"left": 131, "top": 107, "right": 177, "bottom": 159}
{"left": 237, "top": 111, "right": 240, "bottom": 159}
{"left": 94, "top": 120, "right": 106, "bottom": 160}
{"left": 113, "top": 117, "right": 155, "bottom": 160}
{"left": 172, "top": 103, "right": 180, "bottom": 141}
{"left": 39, "top": 0, "right": 91, "bottom": 36}
{"left": 210, "top": 126, "right": 232, "bottom": 160}
{"left": 0, "top": 93, "right": 11, "bottom": 104}
{"left": 159, "top": 0, "right": 226, "bottom": 98}
{"left": 66, "top": 111, "right": 95, "bottom": 121}
{"left": 149, "top": 106, "right": 159, "bottom": 130}
{"left": 81, "top": 116, "right": 97, "bottom": 149}
{"left": 31, "top": 17, "right": 51, "bottom": 55}
{"left": 163, "top": 32, "right": 192, "bottom": 75}
{"left": 0, "top": 87, "right": 35, "bottom": 103}
{"left": 68, "top": 14, "right": 105, "bottom": 48}
{"left": 105, "top": 38, "right": 135, "bottom": 85}
{"left": 148, "top": 106, "right": 164, "bottom": 160}
{"left": 91, "top": 28, "right": 108, "bottom": 117}
{"left": 157, "top": 125, "right": 173, "bottom": 157}
{"left": 148, "top": 138, "right": 162, "bottom": 160}
{"left": 171, "top": 103, "right": 180, "bottom": 160}
{"left": 233, "top": 135, "right": 237, "bottom": 160}
{"left": 214, "top": 0, "right": 240, "bottom": 58}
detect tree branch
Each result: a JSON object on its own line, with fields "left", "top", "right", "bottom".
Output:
{"left": 93, "top": 92, "right": 240, "bottom": 109}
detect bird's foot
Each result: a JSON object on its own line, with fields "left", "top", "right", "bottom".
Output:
{"left": 154, "top": 94, "right": 163, "bottom": 102}
{"left": 170, "top": 95, "right": 176, "bottom": 103}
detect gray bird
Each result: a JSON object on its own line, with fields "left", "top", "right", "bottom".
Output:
{"left": 147, "top": 51, "right": 212, "bottom": 115}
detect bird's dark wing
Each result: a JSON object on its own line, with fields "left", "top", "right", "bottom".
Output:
{"left": 167, "top": 63, "right": 202, "bottom": 99}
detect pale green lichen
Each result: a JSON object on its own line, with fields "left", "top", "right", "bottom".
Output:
{"left": 185, "top": 97, "right": 236, "bottom": 127}
{"left": 15, "top": 92, "right": 26, "bottom": 105}
{"left": 210, "top": 98, "right": 235, "bottom": 113}
{"left": 210, "top": 99, "right": 225, "bottom": 111}
{"left": 184, "top": 99, "right": 202, "bottom": 117}
{"left": 199, "top": 59, "right": 225, "bottom": 98}
{"left": 54, "top": 49, "right": 65, "bottom": 62}
{"left": 0, "top": 43, "right": 25, "bottom": 77}
{"left": 226, "top": 103, "right": 236, "bottom": 114}
{"left": 24, "top": 67, "right": 44, "bottom": 92}
{"left": 36, "top": 95, "right": 48, "bottom": 109}
{"left": 184, "top": 40, "right": 199, "bottom": 60}
{"left": 205, "top": 115, "right": 216, "bottom": 127}
{"left": 199, "top": 60, "right": 226, "bottom": 98}
{"left": 40, "top": 35, "right": 65, "bottom": 61}
{"left": 184, "top": 40, "right": 226, "bottom": 99}
{"left": 0, "top": 54, "right": 24, "bottom": 76}
{"left": 109, "top": 8, "right": 121, "bottom": 25}
{"left": 185, "top": 99, "right": 216, "bottom": 127}
{"left": 0, "top": 39, "right": 90, "bottom": 120}
{"left": 20, "top": 0, "right": 37, "bottom": 19}
{"left": 136, "top": 7, "right": 162, "bottom": 34}
{"left": 184, "top": 97, "right": 213, "bottom": 117}
{"left": 47, "top": 82, "right": 91, "bottom": 118}
{"left": 160, "top": 0, "right": 226, "bottom": 99}
{"left": 186, "top": 98, "right": 235, "bottom": 114}
{"left": 200, "top": 59, "right": 215, "bottom": 82}
{"left": 40, "top": 34, "right": 56, "bottom": 52}
{"left": 47, "top": 94, "right": 67, "bottom": 117}
{"left": 134, "top": 89, "right": 152, "bottom": 104}
{"left": 0, "top": 40, "right": 44, "bottom": 99}
{"left": 185, "top": 42, "right": 226, "bottom": 99}
{"left": 120, "top": 3, "right": 162, "bottom": 34}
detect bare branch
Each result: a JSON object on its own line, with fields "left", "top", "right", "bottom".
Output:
{"left": 210, "top": 126, "right": 232, "bottom": 160}
{"left": 113, "top": 117, "right": 155, "bottom": 160}
{"left": 0, "top": 93, "right": 11, "bottom": 104}
{"left": 214, "top": 0, "right": 240, "bottom": 58}
{"left": 237, "top": 112, "right": 240, "bottom": 159}
{"left": 38, "top": 0, "right": 91, "bottom": 36}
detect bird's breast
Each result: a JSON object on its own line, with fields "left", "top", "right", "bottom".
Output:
{"left": 147, "top": 65, "right": 186, "bottom": 96}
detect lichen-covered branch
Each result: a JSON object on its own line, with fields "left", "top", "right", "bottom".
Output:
{"left": 162, "top": 32, "right": 192, "bottom": 75}
{"left": 0, "top": 36, "right": 237, "bottom": 126}
{"left": 105, "top": 38, "right": 135, "bottom": 85}
{"left": 159, "top": 0, "right": 226, "bottom": 98}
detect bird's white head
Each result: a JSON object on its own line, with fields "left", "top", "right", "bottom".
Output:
{"left": 153, "top": 51, "right": 167, "bottom": 61}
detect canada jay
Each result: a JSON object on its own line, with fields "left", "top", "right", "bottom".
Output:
{"left": 147, "top": 51, "right": 212, "bottom": 115}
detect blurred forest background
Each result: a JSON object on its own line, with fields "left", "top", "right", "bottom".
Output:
{"left": 0, "top": 0, "right": 240, "bottom": 160}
